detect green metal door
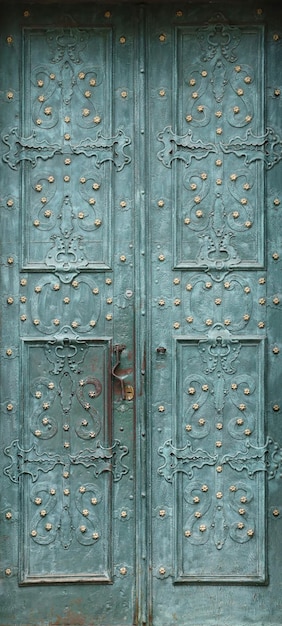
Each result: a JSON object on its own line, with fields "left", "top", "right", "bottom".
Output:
{"left": 1, "top": 2, "right": 282, "bottom": 625}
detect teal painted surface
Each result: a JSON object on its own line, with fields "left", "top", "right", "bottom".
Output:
{"left": 1, "top": 2, "right": 282, "bottom": 625}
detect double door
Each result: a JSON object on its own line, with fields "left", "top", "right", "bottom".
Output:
{"left": 1, "top": 2, "right": 282, "bottom": 625}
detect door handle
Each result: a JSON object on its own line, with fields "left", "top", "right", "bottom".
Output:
{"left": 112, "top": 344, "right": 127, "bottom": 400}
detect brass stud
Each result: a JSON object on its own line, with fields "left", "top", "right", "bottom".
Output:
{"left": 237, "top": 418, "right": 244, "bottom": 425}
{"left": 233, "top": 105, "right": 240, "bottom": 114}
{"left": 230, "top": 173, "right": 237, "bottom": 181}
{"left": 201, "top": 172, "right": 207, "bottom": 180}
{"left": 216, "top": 128, "right": 223, "bottom": 135}
{"left": 273, "top": 509, "right": 280, "bottom": 516}
{"left": 6, "top": 348, "right": 13, "bottom": 356}
{"left": 6, "top": 36, "right": 13, "bottom": 44}
{"left": 273, "top": 34, "right": 280, "bottom": 41}
{"left": 92, "top": 532, "right": 99, "bottom": 540}
{"left": 36, "top": 119, "right": 42, "bottom": 125}
{"left": 120, "top": 567, "right": 127, "bottom": 575}
{"left": 273, "top": 296, "right": 280, "bottom": 304}
{"left": 89, "top": 320, "right": 96, "bottom": 327}
{"left": 24, "top": 10, "right": 30, "bottom": 17}
{"left": 7, "top": 198, "right": 14, "bottom": 207}
{"left": 215, "top": 441, "right": 222, "bottom": 448}
{"left": 274, "top": 89, "right": 281, "bottom": 96}
{"left": 247, "top": 529, "right": 254, "bottom": 536}
{"left": 239, "top": 403, "right": 246, "bottom": 411}
{"left": 230, "top": 485, "right": 237, "bottom": 492}
{"left": 120, "top": 255, "right": 126, "bottom": 262}
{"left": 7, "top": 403, "right": 13, "bottom": 411}
{"left": 89, "top": 78, "right": 96, "bottom": 87}
{"left": 159, "top": 34, "right": 166, "bottom": 42}
{"left": 243, "top": 314, "right": 250, "bottom": 321}
{"left": 5, "top": 568, "right": 12, "bottom": 576}
{"left": 158, "top": 254, "right": 165, "bottom": 261}
{"left": 193, "top": 496, "right": 200, "bottom": 503}
{"left": 192, "top": 92, "right": 198, "bottom": 99}
{"left": 205, "top": 319, "right": 213, "bottom": 326}
{"left": 216, "top": 466, "right": 223, "bottom": 473}
{"left": 185, "top": 424, "right": 192, "bottom": 431}
{"left": 64, "top": 133, "right": 71, "bottom": 140}
{"left": 34, "top": 429, "right": 41, "bottom": 437}
{"left": 186, "top": 283, "right": 192, "bottom": 291}
{"left": 173, "top": 322, "right": 180, "bottom": 329}
{"left": 50, "top": 73, "right": 55, "bottom": 80}
{"left": 188, "top": 387, "right": 195, "bottom": 394}
{"left": 44, "top": 106, "right": 52, "bottom": 116}
{"left": 176, "top": 10, "right": 183, "bottom": 16}
{"left": 216, "top": 492, "right": 223, "bottom": 499}
{"left": 272, "top": 252, "right": 280, "bottom": 260}
{"left": 244, "top": 428, "right": 252, "bottom": 436}
{"left": 273, "top": 346, "right": 280, "bottom": 354}
{"left": 40, "top": 509, "right": 47, "bottom": 517}
{"left": 237, "top": 522, "right": 244, "bottom": 529}
{"left": 6, "top": 91, "right": 14, "bottom": 101}
{"left": 89, "top": 197, "right": 96, "bottom": 205}
{"left": 215, "top": 159, "right": 222, "bottom": 166}
{"left": 258, "top": 321, "right": 265, "bottom": 328}
{"left": 184, "top": 530, "right": 191, "bottom": 537}
{"left": 201, "top": 70, "right": 208, "bottom": 77}
{"left": 104, "top": 11, "right": 111, "bottom": 18}
{"left": 34, "top": 497, "right": 42, "bottom": 504}
{"left": 120, "top": 36, "right": 126, "bottom": 44}
{"left": 216, "top": 422, "right": 223, "bottom": 429}
{"left": 5, "top": 511, "right": 12, "bottom": 519}
{"left": 198, "top": 418, "right": 206, "bottom": 426}
{"left": 84, "top": 90, "right": 91, "bottom": 98}
{"left": 235, "top": 65, "right": 241, "bottom": 72}
{"left": 53, "top": 283, "right": 60, "bottom": 290}
{"left": 50, "top": 488, "right": 56, "bottom": 495}
{"left": 7, "top": 297, "right": 14, "bottom": 305}
{"left": 186, "top": 316, "right": 193, "bottom": 323}
{"left": 245, "top": 115, "right": 252, "bottom": 123}
{"left": 197, "top": 105, "right": 204, "bottom": 113}
{"left": 121, "top": 91, "right": 128, "bottom": 98}
{"left": 189, "top": 79, "right": 196, "bottom": 87}
{"left": 274, "top": 198, "right": 280, "bottom": 206}
{"left": 214, "top": 298, "right": 222, "bottom": 305}
{"left": 174, "top": 298, "right": 181, "bottom": 306}
{"left": 186, "top": 114, "right": 193, "bottom": 122}
{"left": 173, "top": 277, "right": 180, "bottom": 285}
{"left": 159, "top": 299, "right": 165, "bottom": 306}
{"left": 33, "top": 319, "right": 40, "bottom": 325}
{"left": 241, "top": 198, "right": 248, "bottom": 205}
{"left": 63, "top": 471, "right": 69, "bottom": 478}
{"left": 202, "top": 384, "right": 209, "bottom": 391}
{"left": 201, "top": 485, "right": 208, "bottom": 492}
{"left": 215, "top": 111, "right": 222, "bottom": 118}
{"left": 273, "top": 404, "right": 280, "bottom": 411}
{"left": 257, "top": 8, "right": 263, "bottom": 14}
{"left": 80, "top": 525, "right": 87, "bottom": 533}
{"left": 158, "top": 405, "right": 165, "bottom": 412}
{"left": 106, "top": 313, "right": 112, "bottom": 321}
{"left": 44, "top": 209, "right": 52, "bottom": 218}
{"left": 63, "top": 488, "right": 70, "bottom": 495}
{"left": 7, "top": 257, "right": 14, "bottom": 265}
{"left": 244, "top": 76, "right": 252, "bottom": 84}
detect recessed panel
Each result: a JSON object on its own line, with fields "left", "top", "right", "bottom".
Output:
{"left": 10, "top": 339, "right": 118, "bottom": 582}
{"left": 171, "top": 338, "right": 266, "bottom": 581}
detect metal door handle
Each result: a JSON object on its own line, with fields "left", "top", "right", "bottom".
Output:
{"left": 112, "top": 344, "right": 127, "bottom": 400}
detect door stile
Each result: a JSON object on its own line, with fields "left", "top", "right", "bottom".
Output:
{"left": 133, "top": 6, "right": 148, "bottom": 626}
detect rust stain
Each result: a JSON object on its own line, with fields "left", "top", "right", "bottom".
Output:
{"left": 50, "top": 609, "right": 88, "bottom": 626}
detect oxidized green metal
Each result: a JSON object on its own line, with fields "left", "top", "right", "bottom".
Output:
{"left": 1, "top": 2, "right": 282, "bottom": 626}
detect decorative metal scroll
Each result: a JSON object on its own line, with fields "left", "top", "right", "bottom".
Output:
{"left": 4, "top": 438, "right": 129, "bottom": 484}
{"left": 2, "top": 127, "right": 131, "bottom": 171}
{"left": 158, "top": 437, "right": 282, "bottom": 483}
{"left": 158, "top": 125, "right": 282, "bottom": 170}
{"left": 157, "top": 126, "right": 216, "bottom": 168}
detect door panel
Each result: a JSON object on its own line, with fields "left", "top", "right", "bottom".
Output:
{"left": 148, "top": 3, "right": 282, "bottom": 625}
{"left": 1, "top": 3, "right": 282, "bottom": 626}
{"left": 0, "top": 4, "right": 137, "bottom": 624}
